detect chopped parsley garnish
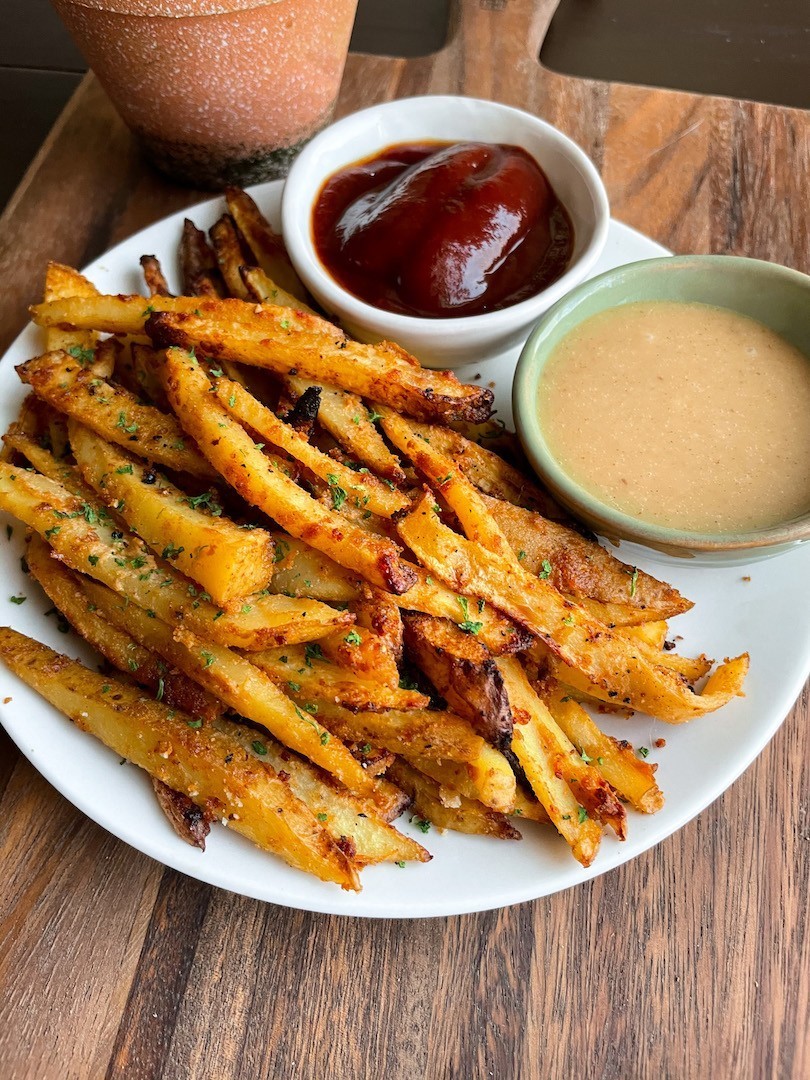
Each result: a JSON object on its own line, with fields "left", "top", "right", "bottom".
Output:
{"left": 272, "top": 539, "right": 290, "bottom": 564}
{"left": 9, "top": 595, "right": 26, "bottom": 605}
{"left": 411, "top": 816, "right": 431, "bottom": 834}
{"left": 562, "top": 614, "right": 575, "bottom": 626}
{"left": 161, "top": 542, "right": 184, "bottom": 561}
{"left": 304, "top": 643, "right": 327, "bottom": 666}
{"left": 88, "top": 554, "right": 99, "bottom": 567}
{"left": 577, "top": 806, "right": 588, "bottom": 824}
{"left": 637, "top": 746, "right": 650, "bottom": 759}
{"left": 185, "top": 491, "right": 223, "bottom": 516}
{"left": 517, "top": 550, "right": 527, "bottom": 561}
{"left": 287, "top": 680, "right": 302, "bottom": 692}
{"left": 456, "top": 596, "right": 483, "bottom": 635}
{"left": 366, "top": 408, "right": 382, "bottom": 424}
{"left": 187, "top": 718, "right": 203, "bottom": 729}
{"left": 200, "top": 650, "right": 215, "bottom": 668}
{"left": 251, "top": 740, "right": 268, "bottom": 755}
{"left": 116, "top": 413, "right": 138, "bottom": 435}
{"left": 44, "top": 525, "right": 61, "bottom": 539}
{"left": 538, "top": 559, "right": 553, "bottom": 580}
{"left": 155, "top": 678, "right": 165, "bottom": 702}
{"left": 116, "top": 464, "right": 134, "bottom": 475}
{"left": 67, "top": 344, "right": 94, "bottom": 365}
{"left": 629, "top": 567, "right": 639, "bottom": 598}
{"left": 317, "top": 813, "right": 328, "bottom": 822}
{"left": 344, "top": 630, "right": 362, "bottom": 646}
{"left": 326, "top": 474, "right": 347, "bottom": 511}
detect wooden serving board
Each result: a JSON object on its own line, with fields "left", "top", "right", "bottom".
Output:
{"left": 0, "top": 2, "right": 807, "bottom": 1076}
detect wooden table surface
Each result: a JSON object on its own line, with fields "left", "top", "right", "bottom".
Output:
{"left": 0, "top": 2, "right": 808, "bottom": 1077}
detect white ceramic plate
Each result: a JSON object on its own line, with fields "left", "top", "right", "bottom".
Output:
{"left": 1, "top": 181, "right": 808, "bottom": 919}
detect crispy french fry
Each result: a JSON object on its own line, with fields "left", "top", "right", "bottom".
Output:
{"left": 402, "top": 612, "right": 512, "bottom": 748}
{"left": 2, "top": 432, "right": 99, "bottom": 503}
{"left": 162, "top": 347, "right": 417, "bottom": 594}
{"left": 398, "top": 492, "right": 749, "bottom": 723}
{"left": 70, "top": 421, "right": 276, "bottom": 606}
{"left": 319, "top": 624, "right": 400, "bottom": 689}
{"left": 218, "top": 720, "right": 429, "bottom": 866}
{"left": 482, "top": 494, "right": 692, "bottom": 619}
{"left": 140, "top": 255, "right": 172, "bottom": 297}
{"left": 497, "top": 656, "right": 626, "bottom": 838}
{"left": 543, "top": 684, "right": 664, "bottom": 813}
{"left": 0, "top": 464, "right": 349, "bottom": 650}
{"left": 148, "top": 304, "right": 494, "bottom": 424}
{"left": 380, "top": 408, "right": 518, "bottom": 563}
{"left": 17, "top": 350, "right": 216, "bottom": 480}
{"left": 404, "top": 750, "right": 517, "bottom": 814}
{"left": 224, "top": 186, "right": 309, "bottom": 300}
{"left": 180, "top": 218, "right": 225, "bottom": 295}
{"left": 387, "top": 759, "right": 521, "bottom": 840}
{"left": 26, "top": 533, "right": 222, "bottom": 723}
{"left": 248, "top": 644, "right": 430, "bottom": 712}
{"left": 210, "top": 214, "right": 251, "bottom": 300}
{"left": 215, "top": 377, "right": 409, "bottom": 518}
{"left": 79, "top": 577, "right": 377, "bottom": 797}
{"left": 0, "top": 627, "right": 360, "bottom": 889}
{"left": 308, "top": 698, "right": 486, "bottom": 764}
{"left": 270, "top": 534, "right": 359, "bottom": 601}
{"left": 42, "top": 261, "right": 99, "bottom": 355}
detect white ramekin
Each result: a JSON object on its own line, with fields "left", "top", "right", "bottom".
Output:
{"left": 281, "top": 95, "right": 610, "bottom": 368}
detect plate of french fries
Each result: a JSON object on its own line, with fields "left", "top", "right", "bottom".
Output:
{"left": 0, "top": 182, "right": 808, "bottom": 917}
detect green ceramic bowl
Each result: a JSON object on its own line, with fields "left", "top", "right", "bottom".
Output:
{"left": 512, "top": 255, "right": 810, "bottom": 563}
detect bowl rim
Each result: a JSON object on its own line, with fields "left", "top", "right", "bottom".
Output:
{"left": 513, "top": 253, "right": 810, "bottom": 553}
{"left": 281, "top": 94, "right": 611, "bottom": 336}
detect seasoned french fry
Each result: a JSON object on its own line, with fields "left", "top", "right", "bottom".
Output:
{"left": 497, "top": 656, "right": 626, "bottom": 838}
{"left": 79, "top": 577, "right": 378, "bottom": 797}
{"left": 270, "top": 534, "right": 359, "bottom": 601}
{"left": 404, "top": 749, "right": 517, "bottom": 814}
{"left": 0, "top": 627, "right": 360, "bottom": 889}
{"left": 140, "top": 254, "right": 172, "bottom": 297}
{"left": 162, "top": 347, "right": 417, "bottom": 594}
{"left": 42, "top": 261, "right": 99, "bottom": 356}
{"left": 398, "top": 492, "right": 749, "bottom": 723}
{"left": 403, "top": 612, "right": 512, "bottom": 748}
{"left": 26, "top": 533, "right": 222, "bottom": 723}
{"left": 210, "top": 214, "right": 251, "bottom": 300}
{"left": 0, "top": 464, "right": 349, "bottom": 650}
{"left": 380, "top": 408, "right": 518, "bottom": 564}
{"left": 17, "top": 350, "right": 216, "bottom": 480}
{"left": 387, "top": 759, "right": 521, "bottom": 840}
{"left": 308, "top": 698, "right": 486, "bottom": 764}
{"left": 2, "top": 432, "right": 98, "bottom": 503}
{"left": 224, "top": 186, "right": 309, "bottom": 300}
{"left": 248, "top": 644, "right": 430, "bottom": 712}
{"left": 70, "top": 421, "right": 276, "bottom": 606}
{"left": 218, "top": 720, "right": 429, "bottom": 866}
{"left": 215, "top": 377, "right": 409, "bottom": 517}
{"left": 543, "top": 684, "right": 664, "bottom": 813}
{"left": 319, "top": 624, "right": 400, "bottom": 689}
{"left": 482, "top": 494, "right": 692, "bottom": 619}
{"left": 180, "top": 218, "right": 226, "bottom": 298}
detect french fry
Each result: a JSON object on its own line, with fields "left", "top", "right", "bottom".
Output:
{"left": 308, "top": 698, "right": 486, "bottom": 764}
{"left": 180, "top": 218, "right": 226, "bottom": 298}
{"left": 482, "top": 494, "right": 692, "bottom": 619}
{"left": 380, "top": 407, "right": 518, "bottom": 563}
{"left": 319, "top": 624, "right": 400, "bottom": 689}
{"left": 130, "top": 343, "right": 172, "bottom": 410}
{"left": 248, "top": 644, "right": 430, "bottom": 712}
{"left": 210, "top": 214, "right": 251, "bottom": 300}
{"left": 148, "top": 304, "right": 494, "bottom": 424}
{"left": 26, "top": 533, "right": 222, "bottom": 723}
{"left": 402, "top": 612, "right": 512, "bottom": 748}
{"left": 79, "top": 576, "right": 378, "bottom": 797}
{"left": 543, "top": 683, "right": 664, "bottom": 813}
{"left": 16, "top": 350, "right": 216, "bottom": 480}
{"left": 140, "top": 254, "right": 172, "bottom": 297}
{"left": 218, "top": 720, "right": 429, "bottom": 866}
{"left": 404, "top": 750, "right": 517, "bottom": 814}
{"left": 270, "top": 534, "right": 359, "bottom": 602}
{"left": 162, "top": 346, "right": 417, "bottom": 594}
{"left": 215, "top": 377, "right": 409, "bottom": 518}
{"left": 387, "top": 759, "right": 521, "bottom": 840}
{"left": 2, "top": 432, "right": 99, "bottom": 503}
{"left": 224, "top": 186, "right": 309, "bottom": 300}
{"left": 42, "top": 261, "right": 99, "bottom": 356}
{"left": 0, "top": 464, "right": 349, "bottom": 650}
{"left": 407, "top": 420, "right": 570, "bottom": 521}
{"left": 70, "top": 421, "right": 276, "bottom": 606}
{"left": 497, "top": 656, "right": 626, "bottom": 838}
{"left": 0, "top": 627, "right": 359, "bottom": 889}
{"left": 398, "top": 492, "right": 749, "bottom": 723}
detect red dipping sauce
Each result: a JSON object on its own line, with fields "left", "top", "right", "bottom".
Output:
{"left": 312, "top": 141, "right": 574, "bottom": 319}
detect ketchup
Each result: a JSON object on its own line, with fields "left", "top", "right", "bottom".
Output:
{"left": 312, "top": 141, "right": 574, "bottom": 318}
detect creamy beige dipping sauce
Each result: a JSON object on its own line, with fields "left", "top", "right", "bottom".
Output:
{"left": 539, "top": 301, "right": 810, "bottom": 533}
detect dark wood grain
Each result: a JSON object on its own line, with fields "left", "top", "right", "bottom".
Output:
{"left": 0, "top": 3, "right": 808, "bottom": 1078}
